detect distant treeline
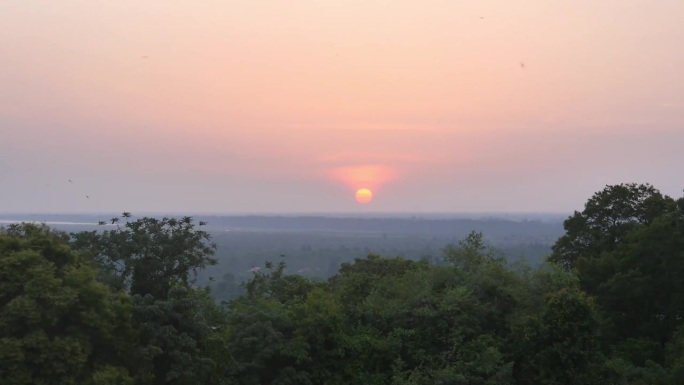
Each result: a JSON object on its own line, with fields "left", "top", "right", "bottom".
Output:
{"left": 0, "top": 213, "right": 565, "bottom": 238}
{"left": 202, "top": 229, "right": 557, "bottom": 302}
{"left": 196, "top": 215, "right": 564, "bottom": 237}
{"left": 0, "top": 212, "right": 566, "bottom": 302}
{"left": 2, "top": 183, "right": 683, "bottom": 384}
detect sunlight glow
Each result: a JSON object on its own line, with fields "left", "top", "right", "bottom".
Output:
{"left": 330, "top": 164, "right": 396, "bottom": 192}
{"left": 355, "top": 188, "right": 373, "bottom": 204}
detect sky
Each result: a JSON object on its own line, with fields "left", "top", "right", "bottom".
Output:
{"left": 1, "top": 0, "right": 683, "bottom": 214}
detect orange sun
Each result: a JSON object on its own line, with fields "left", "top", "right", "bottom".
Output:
{"left": 355, "top": 188, "right": 373, "bottom": 204}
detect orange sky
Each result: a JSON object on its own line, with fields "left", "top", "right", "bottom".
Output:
{"left": 1, "top": 0, "right": 683, "bottom": 213}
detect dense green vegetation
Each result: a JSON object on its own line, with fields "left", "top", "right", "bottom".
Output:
{"left": 202, "top": 229, "right": 557, "bottom": 303}
{"left": 2, "top": 183, "right": 683, "bottom": 384}
{"left": 1, "top": 213, "right": 564, "bottom": 299}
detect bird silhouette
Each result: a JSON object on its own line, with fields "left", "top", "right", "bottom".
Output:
{"left": 85, "top": 195, "right": 89, "bottom": 199}
{"left": 520, "top": 62, "right": 526, "bottom": 69}
{"left": 68, "top": 179, "right": 73, "bottom": 183}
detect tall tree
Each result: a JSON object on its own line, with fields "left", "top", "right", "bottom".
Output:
{"left": 71, "top": 215, "right": 217, "bottom": 299}
{"left": 70, "top": 215, "right": 225, "bottom": 384}
{"left": 225, "top": 261, "right": 325, "bottom": 385}
{"left": 512, "top": 286, "right": 605, "bottom": 385}
{"left": 0, "top": 223, "right": 135, "bottom": 385}
{"left": 130, "top": 287, "right": 228, "bottom": 385}
{"left": 592, "top": 201, "right": 684, "bottom": 361}
{"left": 549, "top": 183, "right": 676, "bottom": 271}
{"left": 549, "top": 184, "right": 684, "bottom": 370}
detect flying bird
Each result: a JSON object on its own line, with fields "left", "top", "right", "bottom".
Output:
{"left": 68, "top": 179, "right": 73, "bottom": 183}
{"left": 85, "top": 195, "right": 89, "bottom": 199}
{"left": 520, "top": 62, "right": 526, "bottom": 69}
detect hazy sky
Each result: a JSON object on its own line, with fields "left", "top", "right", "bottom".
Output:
{"left": 1, "top": 0, "right": 683, "bottom": 214}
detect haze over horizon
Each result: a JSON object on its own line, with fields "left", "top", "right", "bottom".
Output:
{"left": 2, "top": 1, "right": 683, "bottom": 214}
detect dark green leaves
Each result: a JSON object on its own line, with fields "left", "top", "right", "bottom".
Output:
{"left": 71, "top": 214, "right": 216, "bottom": 300}
{"left": 0, "top": 223, "right": 134, "bottom": 385}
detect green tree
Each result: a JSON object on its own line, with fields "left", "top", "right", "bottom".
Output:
{"left": 328, "top": 254, "right": 426, "bottom": 319}
{"left": 665, "top": 324, "right": 684, "bottom": 384}
{"left": 0, "top": 223, "right": 135, "bottom": 385}
{"left": 327, "top": 239, "right": 518, "bottom": 385}
{"left": 363, "top": 266, "right": 514, "bottom": 385}
{"left": 243, "top": 259, "right": 316, "bottom": 304}
{"left": 591, "top": 201, "right": 684, "bottom": 366}
{"left": 71, "top": 215, "right": 217, "bottom": 300}
{"left": 549, "top": 183, "right": 676, "bottom": 271}
{"left": 443, "top": 231, "right": 503, "bottom": 271}
{"left": 546, "top": 184, "right": 684, "bottom": 380}
{"left": 225, "top": 260, "right": 338, "bottom": 385}
{"left": 71, "top": 215, "right": 228, "bottom": 384}
{"left": 512, "top": 286, "right": 604, "bottom": 385}
{"left": 444, "top": 231, "right": 521, "bottom": 336}
{"left": 130, "top": 287, "right": 228, "bottom": 385}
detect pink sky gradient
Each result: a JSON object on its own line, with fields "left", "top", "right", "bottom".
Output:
{"left": 1, "top": 0, "right": 683, "bottom": 213}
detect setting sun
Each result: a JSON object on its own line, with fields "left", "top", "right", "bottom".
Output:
{"left": 355, "top": 188, "right": 373, "bottom": 204}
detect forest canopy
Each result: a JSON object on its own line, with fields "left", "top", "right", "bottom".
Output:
{"left": 1, "top": 183, "right": 683, "bottom": 385}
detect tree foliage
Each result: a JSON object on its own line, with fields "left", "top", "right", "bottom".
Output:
{"left": 71, "top": 214, "right": 217, "bottom": 300}
{"left": 549, "top": 183, "right": 676, "bottom": 270}
{"left": 130, "top": 287, "right": 226, "bottom": 385}
{"left": 548, "top": 184, "right": 684, "bottom": 371}
{"left": 0, "top": 223, "right": 135, "bottom": 385}
{"left": 3, "top": 183, "right": 684, "bottom": 384}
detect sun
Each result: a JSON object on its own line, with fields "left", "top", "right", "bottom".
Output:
{"left": 355, "top": 188, "right": 373, "bottom": 204}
